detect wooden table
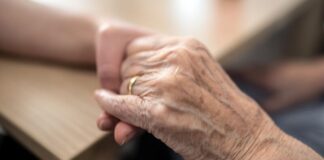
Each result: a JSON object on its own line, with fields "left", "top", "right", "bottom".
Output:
{"left": 0, "top": 58, "right": 118, "bottom": 160}
{"left": 0, "top": 0, "right": 321, "bottom": 159}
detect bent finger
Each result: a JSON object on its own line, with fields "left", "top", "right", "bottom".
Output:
{"left": 97, "top": 111, "right": 119, "bottom": 131}
{"left": 95, "top": 89, "right": 152, "bottom": 129}
{"left": 114, "top": 122, "right": 144, "bottom": 145}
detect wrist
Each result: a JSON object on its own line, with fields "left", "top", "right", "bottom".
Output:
{"left": 242, "top": 124, "right": 285, "bottom": 160}
{"left": 246, "top": 126, "right": 323, "bottom": 160}
{"left": 231, "top": 115, "right": 282, "bottom": 160}
{"left": 70, "top": 15, "right": 100, "bottom": 65}
{"left": 58, "top": 14, "right": 103, "bottom": 65}
{"left": 201, "top": 89, "right": 279, "bottom": 160}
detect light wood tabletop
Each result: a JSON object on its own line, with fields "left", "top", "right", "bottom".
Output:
{"left": 0, "top": 0, "right": 320, "bottom": 159}
{"left": 0, "top": 58, "right": 118, "bottom": 160}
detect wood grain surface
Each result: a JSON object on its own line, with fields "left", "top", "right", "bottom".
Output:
{"left": 0, "top": 58, "right": 118, "bottom": 160}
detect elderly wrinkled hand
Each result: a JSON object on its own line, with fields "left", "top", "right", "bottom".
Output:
{"left": 95, "top": 36, "right": 322, "bottom": 160}
{"left": 95, "top": 36, "right": 282, "bottom": 159}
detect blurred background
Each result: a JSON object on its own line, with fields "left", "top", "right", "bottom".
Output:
{"left": 0, "top": 0, "right": 324, "bottom": 159}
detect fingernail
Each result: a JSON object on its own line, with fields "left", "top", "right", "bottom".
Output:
{"left": 98, "top": 119, "right": 104, "bottom": 129}
{"left": 98, "top": 119, "right": 112, "bottom": 130}
{"left": 121, "top": 132, "right": 137, "bottom": 145}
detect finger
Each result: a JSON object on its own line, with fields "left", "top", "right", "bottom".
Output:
{"left": 127, "top": 35, "right": 179, "bottom": 56}
{"left": 97, "top": 111, "right": 119, "bottom": 131}
{"left": 97, "top": 113, "right": 143, "bottom": 145}
{"left": 114, "top": 122, "right": 144, "bottom": 145}
{"left": 95, "top": 89, "right": 151, "bottom": 129}
{"left": 97, "top": 111, "right": 142, "bottom": 144}
{"left": 95, "top": 22, "right": 150, "bottom": 92}
{"left": 121, "top": 46, "right": 179, "bottom": 82}
{"left": 120, "top": 51, "right": 154, "bottom": 78}
{"left": 121, "top": 55, "right": 167, "bottom": 80}
{"left": 120, "top": 77, "right": 142, "bottom": 95}
{"left": 120, "top": 74, "right": 159, "bottom": 96}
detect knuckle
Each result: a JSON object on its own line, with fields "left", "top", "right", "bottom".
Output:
{"left": 167, "top": 46, "right": 196, "bottom": 67}
{"left": 162, "top": 48, "right": 181, "bottom": 64}
{"left": 159, "top": 73, "right": 186, "bottom": 89}
{"left": 97, "top": 23, "right": 119, "bottom": 39}
{"left": 150, "top": 104, "right": 169, "bottom": 121}
{"left": 175, "top": 46, "right": 190, "bottom": 56}
{"left": 180, "top": 37, "right": 210, "bottom": 58}
{"left": 169, "top": 46, "right": 191, "bottom": 61}
{"left": 157, "top": 37, "right": 206, "bottom": 64}
{"left": 182, "top": 37, "right": 203, "bottom": 47}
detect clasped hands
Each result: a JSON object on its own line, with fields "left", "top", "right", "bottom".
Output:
{"left": 94, "top": 22, "right": 292, "bottom": 160}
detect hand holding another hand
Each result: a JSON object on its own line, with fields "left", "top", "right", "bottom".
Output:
{"left": 95, "top": 36, "right": 296, "bottom": 160}
{"left": 95, "top": 21, "right": 153, "bottom": 144}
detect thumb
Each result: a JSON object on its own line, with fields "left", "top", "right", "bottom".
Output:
{"left": 95, "top": 89, "right": 151, "bottom": 129}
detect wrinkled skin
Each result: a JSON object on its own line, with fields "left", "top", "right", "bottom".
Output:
{"left": 95, "top": 36, "right": 294, "bottom": 160}
{"left": 232, "top": 59, "right": 324, "bottom": 112}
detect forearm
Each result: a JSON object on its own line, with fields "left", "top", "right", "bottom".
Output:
{"left": 212, "top": 109, "right": 323, "bottom": 160}
{"left": 250, "top": 128, "right": 323, "bottom": 160}
{"left": 0, "top": 0, "right": 100, "bottom": 65}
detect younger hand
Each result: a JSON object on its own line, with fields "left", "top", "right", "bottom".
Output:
{"left": 95, "top": 20, "right": 153, "bottom": 144}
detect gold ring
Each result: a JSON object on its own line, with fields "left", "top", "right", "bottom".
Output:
{"left": 128, "top": 76, "right": 140, "bottom": 95}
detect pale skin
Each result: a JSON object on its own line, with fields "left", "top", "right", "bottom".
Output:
{"left": 2, "top": 0, "right": 155, "bottom": 150}
{"left": 95, "top": 36, "right": 323, "bottom": 160}
{"left": 0, "top": 0, "right": 150, "bottom": 143}
{"left": 0, "top": 0, "right": 97, "bottom": 65}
